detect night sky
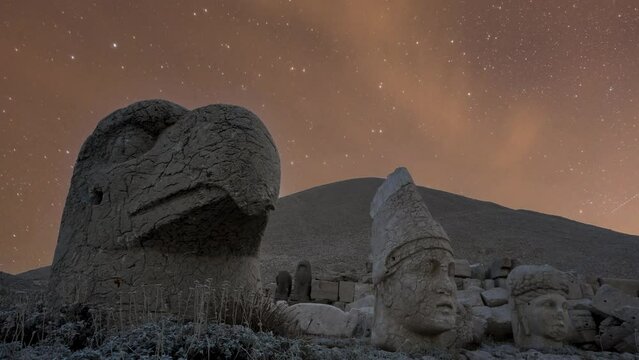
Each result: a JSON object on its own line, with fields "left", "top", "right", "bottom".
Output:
{"left": 1, "top": 1, "right": 638, "bottom": 274}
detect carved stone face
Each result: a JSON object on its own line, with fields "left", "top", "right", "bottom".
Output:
{"left": 382, "top": 248, "right": 457, "bottom": 335}
{"left": 522, "top": 293, "right": 569, "bottom": 341}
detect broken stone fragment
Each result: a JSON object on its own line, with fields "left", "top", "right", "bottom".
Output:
{"left": 481, "top": 287, "right": 509, "bottom": 307}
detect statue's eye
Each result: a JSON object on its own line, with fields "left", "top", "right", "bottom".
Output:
{"left": 107, "top": 127, "right": 155, "bottom": 163}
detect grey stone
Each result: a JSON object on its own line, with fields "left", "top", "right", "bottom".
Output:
{"left": 285, "top": 303, "right": 360, "bottom": 337}
{"left": 455, "top": 259, "right": 472, "bottom": 278}
{"left": 481, "top": 287, "right": 509, "bottom": 307}
{"left": 458, "top": 288, "right": 484, "bottom": 307}
{"left": 470, "top": 263, "right": 487, "bottom": 280}
{"left": 338, "top": 281, "right": 356, "bottom": 303}
{"left": 275, "top": 271, "right": 292, "bottom": 302}
{"left": 495, "top": 278, "right": 509, "bottom": 289}
{"left": 48, "top": 100, "right": 280, "bottom": 311}
{"left": 463, "top": 278, "right": 483, "bottom": 290}
{"left": 311, "top": 279, "right": 339, "bottom": 301}
{"left": 593, "top": 284, "right": 639, "bottom": 322}
{"left": 483, "top": 279, "right": 495, "bottom": 290}
{"left": 598, "top": 277, "right": 639, "bottom": 298}
{"left": 292, "top": 260, "right": 312, "bottom": 302}
{"left": 489, "top": 258, "right": 513, "bottom": 279}
{"left": 487, "top": 304, "right": 512, "bottom": 340}
{"left": 462, "top": 350, "right": 494, "bottom": 360}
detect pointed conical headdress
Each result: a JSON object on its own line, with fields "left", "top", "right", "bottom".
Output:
{"left": 370, "top": 167, "right": 453, "bottom": 285}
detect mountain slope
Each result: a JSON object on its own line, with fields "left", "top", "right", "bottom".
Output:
{"left": 260, "top": 177, "right": 639, "bottom": 283}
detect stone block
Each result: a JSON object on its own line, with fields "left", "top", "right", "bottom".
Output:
{"left": 470, "top": 263, "right": 487, "bottom": 280}
{"left": 311, "top": 279, "right": 339, "bottom": 301}
{"left": 470, "top": 306, "right": 491, "bottom": 344}
{"left": 454, "top": 259, "right": 472, "bottom": 278}
{"left": 593, "top": 284, "right": 639, "bottom": 321}
{"left": 598, "top": 277, "right": 639, "bottom": 298}
{"left": 463, "top": 278, "right": 483, "bottom": 290}
{"left": 455, "top": 277, "right": 464, "bottom": 290}
{"left": 285, "top": 303, "right": 360, "bottom": 337}
{"left": 353, "top": 283, "right": 372, "bottom": 300}
{"left": 495, "top": 278, "right": 509, "bottom": 289}
{"left": 481, "top": 287, "right": 509, "bottom": 307}
{"left": 483, "top": 279, "right": 495, "bottom": 290}
{"left": 487, "top": 304, "right": 513, "bottom": 340}
{"left": 489, "top": 258, "right": 513, "bottom": 279}
{"left": 338, "top": 281, "right": 356, "bottom": 303}
{"left": 599, "top": 318, "right": 635, "bottom": 351}
{"left": 457, "top": 288, "right": 484, "bottom": 307}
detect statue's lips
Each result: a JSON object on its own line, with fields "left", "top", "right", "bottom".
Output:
{"left": 435, "top": 299, "right": 455, "bottom": 313}
{"left": 130, "top": 185, "right": 228, "bottom": 217}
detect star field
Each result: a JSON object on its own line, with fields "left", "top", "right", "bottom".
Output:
{"left": 1, "top": 0, "right": 638, "bottom": 274}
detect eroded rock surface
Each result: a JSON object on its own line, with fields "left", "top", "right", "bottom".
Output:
{"left": 48, "top": 100, "right": 280, "bottom": 311}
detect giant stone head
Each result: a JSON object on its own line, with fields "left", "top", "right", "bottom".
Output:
{"left": 370, "top": 167, "right": 457, "bottom": 352}
{"left": 49, "top": 100, "right": 280, "bottom": 310}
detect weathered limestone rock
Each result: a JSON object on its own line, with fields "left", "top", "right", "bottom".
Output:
{"left": 455, "top": 259, "right": 472, "bottom": 278}
{"left": 463, "top": 278, "right": 483, "bottom": 290}
{"left": 470, "top": 263, "right": 487, "bottom": 280}
{"left": 275, "top": 270, "right": 292, "bottom": 302}
{"left": 457, "top": 288, "right": 484, "bottom": 307}
{"left": 48, "top": 100, "right": 280, "bottom": 310}
{"left": 292, "top": 260, "right": 312, "bottom": 302}
{"left": 285, "top": 303, "right": 371, "bottom": 337}
{"left": 593, "top": 284, "right": 639, "bottom": 322}
{"left": 483, "top": 279, "right": 495, "bottom": 290}
{"left": 599, "top": 316, "right": 637, "bottom": 352}
{"left": 489, "top": 258, "right": 513, "bottom": 279}
{"left": 481, "top": 287, "right": 509, "bottom": 307}
{"left": 598, "top": 277, "right": 639, "bottom": 297}
{"left": 338, "top": 281, "right": 356, "bottom": 303}
{"left": 311, "top": 279, "right": 339, "bottom": 301}
{"left": 507, "top": 265, "right": 571, "bottom": 350}
{"left": 472, "top": 304, "right": 512, "bottom": 340}
{"left": 489, "top": 304, "right": 513, "bottom": 340}
{"left": 370, "top": 167, "right": 457, "bottom": 352}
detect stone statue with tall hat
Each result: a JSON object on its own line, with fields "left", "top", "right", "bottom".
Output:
{"left": 370, "top": 167, "right": 457, "bottom": 352}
